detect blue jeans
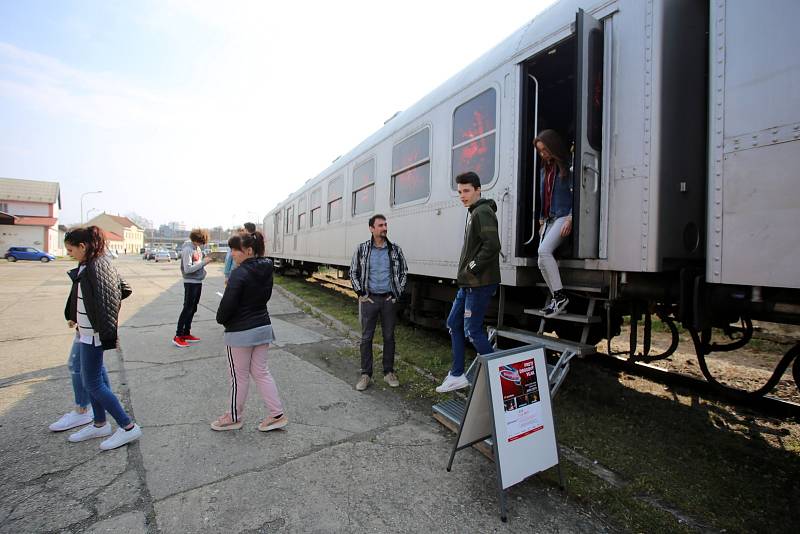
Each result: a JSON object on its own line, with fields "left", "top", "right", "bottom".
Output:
{"left": 446, "top": 284, "right": 497, "bottom": 376}
{"left": 80, "top": 342, "right": 132, "bottom": 427}
{"left": 68, "top": 338, "right": 110, "bottom": 408}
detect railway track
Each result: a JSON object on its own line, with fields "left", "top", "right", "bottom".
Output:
{"left": 303, "top": 271, "right": 800, "bottom": 418}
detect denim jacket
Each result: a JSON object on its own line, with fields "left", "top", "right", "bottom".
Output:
{"left": 537, "top": 165, "right": 573, "bottom": 220}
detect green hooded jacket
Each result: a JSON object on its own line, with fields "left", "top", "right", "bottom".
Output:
{"left": 457, "top": 198, "right": 501, "bottom": 287}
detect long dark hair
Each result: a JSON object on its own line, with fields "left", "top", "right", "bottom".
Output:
{"left": 228, "top": 230, "right": 265, "bottom": 257}
{"left": 64, "top": 226, "right": 106, "bottom": 262}
{"left": 534, "top": 129, "right": 570, "bottom": 177}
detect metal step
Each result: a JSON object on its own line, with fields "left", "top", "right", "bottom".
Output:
{"left": 495, "top": 327, "right": 596, "bottom": 356}
{"left": 535, "top": 282, "right": 605, "bottom": 293}
{"left": 523, "top": 309, "right": 601, "bottom": 323}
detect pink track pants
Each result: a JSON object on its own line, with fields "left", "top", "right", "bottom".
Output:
{"left": 226, "top": 344, "right": 284, "bottom": 421}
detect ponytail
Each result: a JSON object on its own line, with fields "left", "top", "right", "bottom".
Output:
{"left": 228, "top": 230, "right": 265, "bottom": 257}
{"left": 64, "top": 226, "right": 106, "bottom": 262}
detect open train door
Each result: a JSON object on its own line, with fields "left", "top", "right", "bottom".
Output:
{"left": 572, "top": 8, "right": 603, "bottom": 258}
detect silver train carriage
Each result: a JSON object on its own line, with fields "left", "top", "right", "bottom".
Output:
{"left": 264, "top": 0, "right": 800, "bottom": 397}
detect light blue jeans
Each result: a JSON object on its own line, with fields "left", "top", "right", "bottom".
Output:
{"left": 68, "top": 338, "right": 110, "bottom": 408}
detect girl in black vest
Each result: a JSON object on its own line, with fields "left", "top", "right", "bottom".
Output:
{"left": 63, "top": 226, "right": 142, "bottom": 450}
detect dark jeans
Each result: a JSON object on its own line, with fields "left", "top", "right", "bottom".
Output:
{"left": 80, "top": 342, "right": 131, "bottom": 427}
{"left": 177, "top": 282, "right": 202, "bottom": 336}
{"left": 359, "top": 295, "right": 397, "bottom": 376}
{"left": 446, "top": 284, "right": 498, "bottom": 377}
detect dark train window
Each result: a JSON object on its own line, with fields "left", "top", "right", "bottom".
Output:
{"left": 352, "top": 159, "right": 375, "bottom": 216}
{"left": 285, "top": 205, "right": 294, "bottom": 234}
{"left": 586, "top": 28, "right": 603, "bottom": 151}
{"left": 297, "top": 195, "right": 306, "bottom": 230}
{"left": 392, "top": 127, "right": 430, "bottom": 205}
{"left": 451, "top": 88, "right": 497, "bottom": 188}
{"left": 310, "top": 188, "right": 321, "bottom": 227}
{"left": 327, "top": 176, "right": 343, "bottom": 223}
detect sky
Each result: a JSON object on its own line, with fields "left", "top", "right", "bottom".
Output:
{"left": 0, "top": 0, "right": 554, "bottom": 229}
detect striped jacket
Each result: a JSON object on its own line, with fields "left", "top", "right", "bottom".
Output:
{"left": 349, "top": 238, "right": 408, "bottom": 299}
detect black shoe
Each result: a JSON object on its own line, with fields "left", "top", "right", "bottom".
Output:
{"left": 545, "top": 293, "right": 569, "bottom": 318}
{"left": 540, "top": 299, "right": 555, "bottom": 315}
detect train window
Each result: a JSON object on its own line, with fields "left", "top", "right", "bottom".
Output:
{"left": 392, "top": 127, "right": 430, "bottom": 205}
{"left": 352, "top": 159, "right": 375, "bottom": 216}
{"left": 297, "top": 195, "right": 306, "bottom": 230}
{"left": 586, "top": 28, "right": 603, "bottom": 151}
{"left": 285, "top": 205, "right": 294, "bottom": 234}
{"left": 327, "top": 176, "right": 343, "bottom": 223}
{"left": 310, "top": 188, "right": 321, "bottom": 227}
{"left": 451, "top": 88, "right": 497, "bottom": 188}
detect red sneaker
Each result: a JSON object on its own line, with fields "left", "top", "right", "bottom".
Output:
{"left": 182, "top": 334, "right": 201, "bottom": 343}
{"left": 172, "top": 336, "right": 189, "bottom": 348}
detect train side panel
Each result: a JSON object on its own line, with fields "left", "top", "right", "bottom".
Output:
{"left": 707, "top": 0, "right": 800, "bottom": 288}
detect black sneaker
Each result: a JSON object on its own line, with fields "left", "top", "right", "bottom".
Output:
{"left": 545, "top": 293, "right": 569, "bottom": 318}
{"left": 540, "top": 299, "right": 555, "bottom": 315}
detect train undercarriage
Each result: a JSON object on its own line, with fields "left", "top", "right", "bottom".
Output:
{"left": 276, "top": 257, "right": 800, "bottom": 409}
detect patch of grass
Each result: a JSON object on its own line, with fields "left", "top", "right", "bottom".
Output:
{"left": 276, "top": 274, "right": 800, "bottom": 533}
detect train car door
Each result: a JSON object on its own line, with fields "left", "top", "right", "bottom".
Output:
{"left": 272, "top": 211, "right": 283, "bottom": 254}
{"left": 572, "top": 8, "right": 603, "bottom": 258}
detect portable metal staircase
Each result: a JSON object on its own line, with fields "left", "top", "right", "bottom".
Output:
{"left": 433, "top": 284, "right": 603, "bottom": 443}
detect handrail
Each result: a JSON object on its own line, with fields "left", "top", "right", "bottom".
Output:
{"left": 523, "top": 73, "right": 540, "bottom": 246}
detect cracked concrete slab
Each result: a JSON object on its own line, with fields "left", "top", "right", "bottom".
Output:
{"left": 0, "top": 258, "right": 607, "bottom": 533}
{"left": 84, "top": 510, "right": 148, "bottom": 533}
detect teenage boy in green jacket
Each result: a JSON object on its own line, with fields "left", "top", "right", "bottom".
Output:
{"left": 436, "top": 171, "right": 501, "bottom": 393}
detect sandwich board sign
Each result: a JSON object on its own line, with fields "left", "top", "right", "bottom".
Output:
{"left": 446, "top": 344, "right": 561, "bottom": 522}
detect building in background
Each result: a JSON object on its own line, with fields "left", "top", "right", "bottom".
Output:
{"left": 103, "top": 230, "right": 125, "bottom": 255}
{"left": 86, "top": 213, "right": 144, "bottom": 254}
{"left": 0, "top": 177, "right": 61, "bottom": 255}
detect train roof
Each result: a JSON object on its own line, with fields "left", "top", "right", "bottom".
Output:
{"left": 269, "top": 0, "right": 603, "bottom": 214}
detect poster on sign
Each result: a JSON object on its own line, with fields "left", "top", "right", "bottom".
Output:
{"left": 485, "top": 346, "right": 559, "bottom": 490}
{"left": 499, "top": 358, "right": 543, "bottom": 442}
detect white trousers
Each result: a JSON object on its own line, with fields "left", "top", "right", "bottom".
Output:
{"left": 537, "top": 216, "right": 569, "bottom": 293}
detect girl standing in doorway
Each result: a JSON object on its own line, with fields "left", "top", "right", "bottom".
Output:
{"left": 535, "top": 129, "right": 574, "bottom": 317}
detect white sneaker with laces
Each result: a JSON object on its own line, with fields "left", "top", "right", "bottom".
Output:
{"left": 49, "top": 409, "right": 93, "bottom": 432}
{"left": 68, "top": 422, "right": 112, "bottom": 442}
{"left": 435, "top": 373, "right": 470, "bottom": 393}
{"left": 100, "top": 424, "right": 142, "bottom": 450}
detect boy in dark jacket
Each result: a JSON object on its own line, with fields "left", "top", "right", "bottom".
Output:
{"left": 436, "top": 172, "right": 501, "bottom": 393}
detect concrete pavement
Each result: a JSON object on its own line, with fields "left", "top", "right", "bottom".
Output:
{"left": 0, "top": 256, "right": 607, "bottom": 533}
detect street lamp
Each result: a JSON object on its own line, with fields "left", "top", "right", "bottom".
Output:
{"left": 80, "top": 190, "right": 103, "bottom": 224}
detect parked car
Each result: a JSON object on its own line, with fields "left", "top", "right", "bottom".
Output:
{"left": 168, "top": 250, "right": 178, "bottom": 260}
{"left": 154, "top": 251, "right": 171, "bottom": 263}
{"left": 4, "top": 246, "right": 56, "bottom": 263}
{"left": 144, "top": 250, "right": 156, "bottom": 260}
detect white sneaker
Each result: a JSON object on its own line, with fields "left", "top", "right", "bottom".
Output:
{"left": 435, "top": 373, "right": 470, "bottom": 393}
{"left": 49, "top": 409, "right": 93, "bottom": 432}
{"left": 68, "top": 422, "right": 112, "bottom": 442}
{"left": 100, "top": 424, "right": 142, "bottom": 450}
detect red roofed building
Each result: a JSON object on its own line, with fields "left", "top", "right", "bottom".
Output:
{"left": 86, "top": 213, "right": 144, "bottom": 254}
{"left": 0, "top": 177, "right": 62, "bottom": 255}
{"left": 103, "top": 230, "right": 125, "bottom": 254}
